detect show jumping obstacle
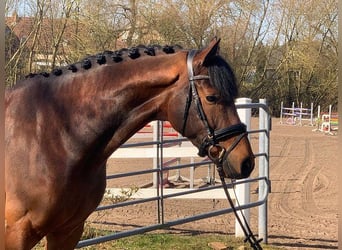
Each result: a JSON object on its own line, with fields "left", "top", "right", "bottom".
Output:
{"left": 5, "top": 38, "right": 255, "bottom": 249}
{"left": 280, "top": 101, "right": 314, "bottom": 126}
{"left": 315, "top": 104, "right": 338, "bottom": 135}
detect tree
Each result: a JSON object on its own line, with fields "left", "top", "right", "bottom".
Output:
{"left": 5, "top": 0, "right": 337, "bottom": 114}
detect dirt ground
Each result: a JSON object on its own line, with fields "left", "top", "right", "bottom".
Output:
{"left": 87, "top": 118, "right": 338, "bottom": 249}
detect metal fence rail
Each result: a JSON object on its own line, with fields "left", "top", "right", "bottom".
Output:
{"left": 76, "top": 98, "right": 271, "bottom": 248}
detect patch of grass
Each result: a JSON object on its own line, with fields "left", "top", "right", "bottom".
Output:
{"left": 81, "top": 232, "right": 280, "bottom": 250}
{"left": 33, "top": 231, "right": 281, "bottom": 249}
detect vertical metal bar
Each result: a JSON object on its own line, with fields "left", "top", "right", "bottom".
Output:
{"left": 153, "top": 121, "right": 161, "bottom": 224}
{"left": 153, "top": 121, "right": 159, "bottom": 188}
{"left": 329, "top": 105, "right": 332, "bottom": 134}
{"left": 235, "top": 98, "right": 251, "bottom": 237}
{"left": 299, "top": 102, "right": 303, "bottom": 126}
{"left": 280, "top": 101, "right": 283, "bottom": 124}
{"left": 258, "top": 98, "right": 269, "bottom": 243}
{"left": 175, "top": 133, "right": 182, "bottom": 180}
{"left": 292, "top": 102, "right": 295, "bottom": 124}
{"left": 190, "top": 158, "right": 194, "bottom": 188}
{"left": 310, "top": 102, "right": 314, "bottom": 126}
{"left": 316, "top": 105, "right": 321, "bottom": 131}
{"left": 159, "top": 121, "right": 165, "bottom": 224}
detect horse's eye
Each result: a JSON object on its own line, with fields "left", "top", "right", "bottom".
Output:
{"left": 206, "top": 95, "right": 218, "bottom": 103}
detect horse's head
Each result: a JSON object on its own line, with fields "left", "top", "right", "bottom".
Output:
{"left": 167, "top": 38, "right": 255, "bottom": 179}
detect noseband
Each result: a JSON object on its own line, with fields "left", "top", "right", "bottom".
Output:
{"left": 181, "top": 50, "right": 247, "bottom": 162}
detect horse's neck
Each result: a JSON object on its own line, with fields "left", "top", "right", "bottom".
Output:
{"left": 55, "top": 57, "right": 182, "bottom": 163}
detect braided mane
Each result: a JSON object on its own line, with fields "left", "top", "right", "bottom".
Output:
{"left": 25, "top": 44, "right": 183, "bottom": 79}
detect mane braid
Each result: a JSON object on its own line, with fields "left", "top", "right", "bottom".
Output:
{"left": 40, "top": 72, "right": 50, "bottom": 77}
{"left": 82, "top": 59, "right": 92, "bottom": 70}
{"left": 52, "top": 68, "right": 63, "bottom": 76}
{"left": 68, "top": 64, "right": 78, "bottom": 72}
{"left": 96, "top": 54, "right": 106, "bottom": 65}
{"left": 128, "top": 47, "right": 140, "bottom": 59}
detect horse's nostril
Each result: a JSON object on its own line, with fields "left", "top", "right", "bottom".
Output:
{"left": 241, "top": 157, "right": 255, "bottom": 178}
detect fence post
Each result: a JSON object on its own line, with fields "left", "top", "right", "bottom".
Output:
{"left": 310, "top": 103, "right": 314, "bottom": 126}
{"left": 235, "top": 97, "right": 251, "bottom": 238}
{"left": 259, "top": 98, "right": 269, "bottom": 243}
{"left": 314, "top": 105, "right": 321, "bottom": 131}
{"left": 299, "top": 102, "right": 303, "bottom": 126}
{"left": 280, "top": 101, "right": 283, "bottom": 124}
{"left": 152, "top": 121, "right": 160, "bottom": 188}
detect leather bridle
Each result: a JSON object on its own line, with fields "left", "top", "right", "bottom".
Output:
{"left": 181, "top": 50, "right": 248, "bottom": 163}
{"left": 181, "top": 49, "right": 263, "bottom": 249}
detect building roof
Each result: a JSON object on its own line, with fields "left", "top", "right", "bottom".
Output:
{"left": 6, "top": 11, "right": 80, "bottom": 55}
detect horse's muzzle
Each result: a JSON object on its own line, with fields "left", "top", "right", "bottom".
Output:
{"left": 223, "top": 155, "right": 255, "bottom": 179}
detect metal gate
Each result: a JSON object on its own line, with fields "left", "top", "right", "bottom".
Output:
{"left": 76, "top": 98, "right": 271, "bottom": 248}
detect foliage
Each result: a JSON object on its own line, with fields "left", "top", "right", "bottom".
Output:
{"left": 5, "top": 0, "right": 337, "bottom": 115}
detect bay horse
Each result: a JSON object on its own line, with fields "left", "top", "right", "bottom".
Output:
{"left": 5, "top": 38, "right": 255, "bottom": 249}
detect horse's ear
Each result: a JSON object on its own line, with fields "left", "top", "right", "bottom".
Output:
{"left": 195, "top": 37, "right": 221, "bottom": 66}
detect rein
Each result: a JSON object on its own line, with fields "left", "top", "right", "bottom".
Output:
{"left": 182, "top": 50, "right": 263, "bottom": 249}
{"left": 215, "top": 159, "right": 263, "bottom": 250}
